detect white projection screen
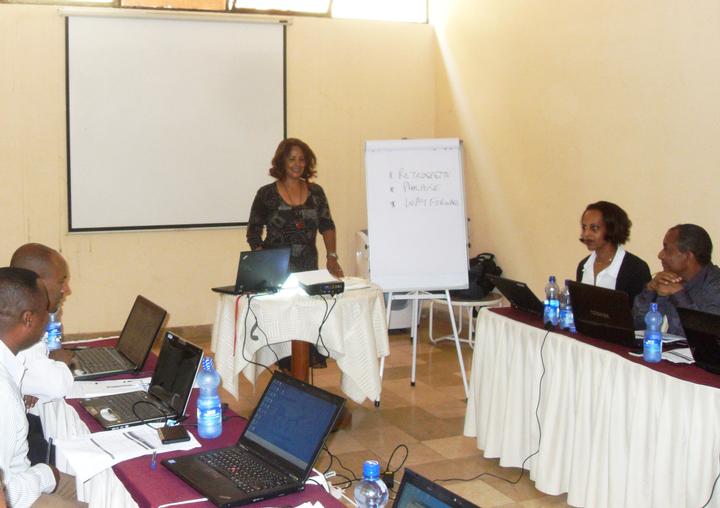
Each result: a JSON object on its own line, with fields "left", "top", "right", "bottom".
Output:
{"left": 66, "top": 15, "right": 286, "bottom": 231}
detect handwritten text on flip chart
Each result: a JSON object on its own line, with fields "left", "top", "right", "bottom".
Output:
{"left": 387, "top": 169, "right": 459, "bottom": 209}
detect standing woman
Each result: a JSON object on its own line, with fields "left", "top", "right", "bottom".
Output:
{"left": 247, "top": 138, "right": 343, "bottom": 278}
{"left": 577, "top": 201, "right": 651, "bottom": 305}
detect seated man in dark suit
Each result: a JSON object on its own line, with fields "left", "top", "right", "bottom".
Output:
{"left": 633, "top": 224, "right": 720, "bottom": 336}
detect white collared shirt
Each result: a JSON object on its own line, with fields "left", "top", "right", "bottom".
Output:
{"left": 0, "top": 339, "right": 56, "bottom": 507}
{"left": 17, "top": 339, "right": 74, "bottom": 401}
{"left": 581, "top": 245, "right": 627, "bottom": 290}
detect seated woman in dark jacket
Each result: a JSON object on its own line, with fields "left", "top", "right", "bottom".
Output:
{"left": 576, "top": 201, "right": 651, "bottom": 305}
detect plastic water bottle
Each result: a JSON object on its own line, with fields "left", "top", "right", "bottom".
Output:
{"left": 643, "top": 303, "right": 663, "bottom": 363}
{"left": 45, "top": 312, "right": 62, "bottom": 351}
{"left": 559, "top": 281, "right": 576, "bottom": 333}
{"left": 196, "top": 357, "right": 222, "bottom": 439}
{"left": 543, "top": 276, "right": 560, "bottom": 327}
{"left": 354, "top": 460, "right": 389, "bottom": 508}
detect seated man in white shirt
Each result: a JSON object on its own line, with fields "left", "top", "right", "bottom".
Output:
{"left": 0, "top": 267, "right": 85, "bottom": 507}
{"left": 10, "top": 244, "right": 75, "bottom": 465}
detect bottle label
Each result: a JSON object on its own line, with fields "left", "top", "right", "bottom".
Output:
{"left": 200, "top": 408, "right": 220, "bottom": 418}
{"left": 643, "top": 331, "right": 662, "bottom": 362}
{"left": 544, "top": 300, "right": 560, "bottom": 326}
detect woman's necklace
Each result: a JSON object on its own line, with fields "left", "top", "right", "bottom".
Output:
{"left": 281, "top": 179, "right": 305, "bottom": 230}
{"left": 594, "top": 247, "right": 616, "bottom": 269}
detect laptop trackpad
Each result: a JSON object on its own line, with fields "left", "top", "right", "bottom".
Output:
{"left": 168, "top": 459, "right": 243, "bottom": 498}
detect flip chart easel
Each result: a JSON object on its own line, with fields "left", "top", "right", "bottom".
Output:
{"left": 376, "top": 291, "right": 468, "bottom": 406}
{"left": 365, "top": 138, "right": 470, "bottom": 405}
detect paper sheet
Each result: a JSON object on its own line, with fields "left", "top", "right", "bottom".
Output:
{"left": 66, "top": 378, "right": 151, "bottom": 399}
{"left": 662, "top": 348, "right": 694, "bottom": 364}
{"left": 63, "top": 335, "right": 120, "bottom": 345}
{"left": 55, "top": 424, "right": 200, "bottom": 482}
{"left": 634, "top": 330, "right": 687, "bottom": 344}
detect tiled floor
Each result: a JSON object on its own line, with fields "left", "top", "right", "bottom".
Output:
{"left": 199, "top": 314, "right": 571, "bottom": 508}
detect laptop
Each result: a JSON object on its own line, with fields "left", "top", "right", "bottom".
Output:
{"left": 486, "top": 275, "right": 543, "bottom": 316}
{"left": 72, "top": 295, "right": 167, "bottom": 380}
{"left": 212, "top": 248, "right": 291, "bottom": 295}
{"left": 162, "top": 371, "right": 345, "bottom": 508}
{"left": 394, "top": 469, "right": 479, "bottom": 508}
{"left": 566, "top": 281, "right": 640, "bottom": 348}
{"left": 80, "top": 331, "right": 203, "bottom": 429}
{"left": 677, "top": 307, "right": 720, "bottom": 374}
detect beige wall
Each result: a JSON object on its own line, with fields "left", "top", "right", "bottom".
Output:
{"left": 9, "top": 0, "right": 716, "bottom": 331}
{"left": 0, "top": 4, "right": 435, "bottom": 332}
{"left": 431, "top": 0, "right": 720, "bottom": 294}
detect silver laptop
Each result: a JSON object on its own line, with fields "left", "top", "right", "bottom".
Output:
{"left": 72, "top": 295, "right": 167, "bottom": 380}
{"left": 80, "top": 332, "right": 203, "bottom": 430}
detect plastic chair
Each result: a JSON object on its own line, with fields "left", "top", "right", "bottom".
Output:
{"left": 428, "top": 292, "right": 503, "bottom": 347}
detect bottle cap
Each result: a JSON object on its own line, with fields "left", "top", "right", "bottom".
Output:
{"left": 650, "top": 303, "right": 658, "bottom": 312}
{"left": 362, "top": 460, "right": 380, "bottom": 480}
{"left": 549, "top": 275, "right": 556, "bottom": 283}
{"left": 202, "top": 357, "right": 214, "bottom": 371}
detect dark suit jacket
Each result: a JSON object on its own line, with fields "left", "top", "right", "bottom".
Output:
{"left": 576, "top": 250, "right": 651, "bottom": 306}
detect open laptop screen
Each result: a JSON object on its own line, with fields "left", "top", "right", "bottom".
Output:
{"left": 116, "top": 295, "right": 167, "bottom": 366}
{"left": 243, "top": 377, "right": 339, "bottom": 470}
{"left": 148, "top": 332, "right": 203, "bottom": 415}
{"left": 394, "top": 469, "right": 478, "bottom": 508}
{"left": 235, "top": 248, "right": 291, "bottom": 292}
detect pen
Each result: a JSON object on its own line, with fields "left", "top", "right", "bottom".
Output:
{"left": 151, "top": 450, "right": 157, "bottom": 470}
{"left": 123, "top": 432, "right": 150, "bottom": 450}
{"left": 128, "top": 431, "right": 155, "bottom": 449}
{"left": 89, "top": 437, "right": 116, "bottom": 459}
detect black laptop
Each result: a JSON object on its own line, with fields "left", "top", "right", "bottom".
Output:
{"left": 394, "top": 469, "right": 479, "bottom": 508}
{"left": 163, "top": 371, "right": 345, "bottom": 508}
{"left": 677, "top": 307, "right": 720, "bottom": 374}
{"left": 72, "top": 295, "right": 167, "bottom": 380}
{"left": 80, "top": 331, "right": 203, "bottom": 429}
{"left": 486, "top": 275, "right": 543, "bottom": 316}
{"left": 212, "top": 248, "right": 291, "bottom": 295}
{"left": 566, "top": 281, "right": 640, "bottom": 348}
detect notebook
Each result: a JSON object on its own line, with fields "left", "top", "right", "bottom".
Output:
{"left": 162, "top": 371, "right": 345, "bottom": 508}
{"left": 677, "top": 307, "right": 720, "bottom": 374}
{"left": 72, "top": 295, "right": 167, "bottom": 380}
{"left": 212, "top": 248, "right": 291, "bottom": 295}
{"left": 486, "top": 275, "right": 543, "bottom": 316}
{"left": 394, "top": 469, "right": 479, "bottom": 508}
{"left": 566, "top": 281, "right": 640, "bottom": 348}
{"left": 80, "top": 331, "right": 203, "bottom": 430}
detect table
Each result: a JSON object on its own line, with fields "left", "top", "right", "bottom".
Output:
{"left": 464, "top": 307, "right": 720, "bottom": 508}
{"left": 40, "top": 341, "right": 345, "bottom": 508}
{"left": 211, "top": 285, "right": 389, "bottom": 404}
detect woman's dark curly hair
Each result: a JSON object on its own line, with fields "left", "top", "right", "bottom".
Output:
{"left": 584, "top": 201, "right": 632, "bottom": 245}
{"left": 269, "top": 138, "right": 317, "bottom": 180}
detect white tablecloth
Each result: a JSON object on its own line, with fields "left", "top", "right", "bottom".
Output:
{"left": 211, "top": 286, "right": 389, "bottom": 404}
{"left": 464, "top": 308, "right": 720, "bottom": 508}
{"left": 36, "top": 399, "right": 138, "bottom": 508}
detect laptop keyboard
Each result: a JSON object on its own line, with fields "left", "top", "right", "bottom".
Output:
{"left": 77, "top": 347, "right": 129, "bottom": 373}
{"left": 200, "top": 447, "right": 288, "bottom": 493}
{"left": 105, "top": 392, "right": 170, "bottom": 422}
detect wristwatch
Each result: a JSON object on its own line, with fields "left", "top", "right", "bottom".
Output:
{"left": 327, "top": 252, "right": 339, "bottom": 260}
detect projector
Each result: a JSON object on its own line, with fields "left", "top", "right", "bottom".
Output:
{"left": 299, "top": 280, "right": 345, "bottom": 296}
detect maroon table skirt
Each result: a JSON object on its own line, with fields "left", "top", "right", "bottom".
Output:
{"left": 490, "top": 307, "right": 720, "bottom": 390}
{"left": 65, "top": 339, "right": 343, "bottom": 508}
